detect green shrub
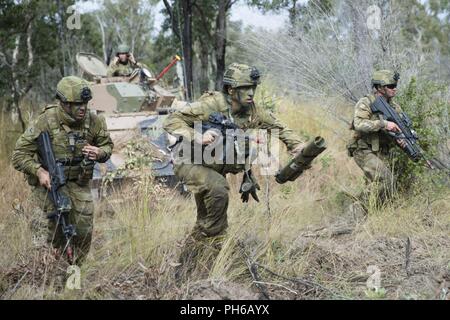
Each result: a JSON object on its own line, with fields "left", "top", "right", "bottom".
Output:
{"left": 392, "top": 77, "right": 448, "bottom": 191}
{"left": 255, "top": 84, "right": 279, "bottom": 113}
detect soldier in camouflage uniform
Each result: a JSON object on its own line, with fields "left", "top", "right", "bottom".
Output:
{"left": 163, "top": 64, "right": 305, "bottom": 272}
{"left": 106, "top": 44, "right": 147, "bottom": 77}
{"left": 12, "top": 76, "right": 114, "bottom": 264}
{"left": 347, "top": 70, "right": 407, "bottom": 205}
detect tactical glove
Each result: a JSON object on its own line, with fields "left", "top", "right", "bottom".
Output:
{"left": 128, "top": 53, "right": 137, "bottom": 65}
{"left": 112, "top": 56, "right": 120, "bottom": 65}
{"left": 239, "top": 170, "right": 260, "bottom": 203}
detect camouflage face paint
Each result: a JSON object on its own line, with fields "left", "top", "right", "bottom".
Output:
{"left": 69, "top": 102, "right": 87, "bottom": 121}
{"left": 235, "top": 85, "right": 257, "bottom": 109}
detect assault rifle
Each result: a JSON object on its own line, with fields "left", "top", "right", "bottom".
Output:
{"left": 200, "top": 112, "right": 250, "bottom": 161}
{"left": 202, "top": 112, "right": 241, "bottom": 136}
{"left": 37, "top": 131, "right": 76, "bottom": 263}
{"left": 371, "top": 96, "right": 432, "bottom": 168}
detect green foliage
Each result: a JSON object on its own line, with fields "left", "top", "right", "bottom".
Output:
{"left": 268, "top": 239, "right": 285, "bottom": 264}
{"left": 102, "top": 137, "right": 155, "bottom": 188}
{"left": 225, "top": 21, "right": 251, "bottom": 67}
{"left": 365, "top": 287, "right": 387, "bottom": 299}
{"left": 151, "top": 28, "right": 181, "bottom": 81}
{"left": 401, "top": 0, "right": 450, "bottom": 56}
{"left": 280, "top": 183, "right": 294, "bottom": 198}
{"left": 393, "top": 77, "right": 448, "bottom": 190}
{"left": 255, "top": 84, "right": 279, "bottom": 112}
{"left": 319, "top": 154, "right": 334, "bottom": 170}
{"left": 332, "top": 191, "right": 351, "bottom": 209}
{"left": 0, "top": 0, "right": 104, "bottom": 104}
{"left": 246, "top": 0, "right": 333, "bottom": 27}
{"left": 98, "top": 0, "right": 159, "bottom": 64}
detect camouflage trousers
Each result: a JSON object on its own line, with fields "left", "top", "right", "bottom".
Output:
{"left": 174, "top": 163, "right": 230, "bottom": 238}
{"left": 173, "top": 163, "right": 230, "bottom": 281}
{"left": 31, "top": 181, "right": 94, "bottom": 264}
{"left": 353, "top": 147, "right": 396, "bottom": 204}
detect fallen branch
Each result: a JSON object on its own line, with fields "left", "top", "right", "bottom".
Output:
{"left": 405, "top": 237, "right": 412, "bottom": 277}
{"left": 1, "top": 270, "right": 29, "bottom": 299}
{"left": 253, "top": 280, "right": 298, "bottom": 295}
{"left": 254, "top": 263, "right": 349, "bottom": 300}
{"left": 237, "top": 241, "right": 270, "bottom": 300}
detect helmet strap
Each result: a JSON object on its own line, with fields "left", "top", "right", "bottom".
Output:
{"left": 235, "top": 88, "right": 251, "bottom": 113}
{"left": 228, "top": 88, "right": 241, "bottom": 113}
{"left": 60, "top": 101, "right": 74, "bottom": 118}
{"left": 60, "top": 102, "right": 85, "bottom": 122}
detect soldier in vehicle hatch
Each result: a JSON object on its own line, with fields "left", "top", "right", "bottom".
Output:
{"left": 107, "top": 43, "right": 147, "bottom": 77}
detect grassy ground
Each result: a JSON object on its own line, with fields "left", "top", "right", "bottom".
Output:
{"left": 0, "top": 97, "right": 449, "bottom": 300}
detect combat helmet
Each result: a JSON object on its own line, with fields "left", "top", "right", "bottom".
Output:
{"left": 223, "top": 63, "right": 261, "bottom": 89}
{"left": 116, "top": 43, "right": 130, "bottom": 54}
{"left": 56, "top": 76, "right": 92, "bottom": 103}
{"left": 371, "top": 69, "right": 400, "bottom": 87}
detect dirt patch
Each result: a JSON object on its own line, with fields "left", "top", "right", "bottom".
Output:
{"left": 95, "top": 266, "right": 161, "bottom": 300}
{"left": 184, "top": 279, "right": 259, "bottom": 300}
{"left": 0, "top": 246, "right": 69, "bottom": 298}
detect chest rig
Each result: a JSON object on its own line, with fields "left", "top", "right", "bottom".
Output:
{"left": 219, "top": 104, "right": 259, "bottom": 174}
{"left": 348, "top": 95, "right": 392, "bottom": 155}
{"left": 114, "top": 62, "right": 134, "bottom": 76}
{"left": 44, "top": 105, "right": 95, "bottom": 185}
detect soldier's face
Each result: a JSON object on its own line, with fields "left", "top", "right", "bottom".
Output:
{"left": 382, "top": 84, "right": 397, "bottom": 98}
{"left": 118, "top": 53, "right": 129, "bottom": 63}
{"left": 233, "top": 85, "right": 257, "bottom": 108}
{"left": 69, "top": 102, "right": 87, "bottom": 121}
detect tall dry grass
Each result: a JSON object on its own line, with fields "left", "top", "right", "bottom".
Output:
{"left": 0, "top": 96, "right": 449, "bottom": 300}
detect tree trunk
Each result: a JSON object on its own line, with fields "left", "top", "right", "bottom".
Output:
{"left": 288, "top": 0, "right": 298, "bottom": 29}
{"left": 162, "top": 0, "right": 181, "bottom": 38}
{"left": 56, "top": 0, "right": 67, "bottom": 76}
{"left": 95, "top": 14, "right": 108, "bottom": 64}
{"left": 8, "top": 17, "right": 34, "bottom": 132}
{"left": 348, "top": 1, "right": 371, "bottom": 93}
{"left": 215, "top": 0, "right": 227, "bottom": 91}
{"left": 12, "top": 90, "right": 25, "bottom": 132}
{"left": 11, "top": 35, "right": 26, "bottom": 131}
{"left": 199, "top": 37, "right": 209, "bottom": 93}
{"left": 181, "top": 0, "right": 194, "bottom": 101}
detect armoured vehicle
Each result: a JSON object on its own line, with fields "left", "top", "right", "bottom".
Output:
{"left": 76, "top": 53, "right": 185, "bottom": 198}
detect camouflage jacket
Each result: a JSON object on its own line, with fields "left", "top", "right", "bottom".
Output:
{"left": 163, "top": 91, "right": 304, "bottom": 173}
{"left": 106, "top": 59, "right": 146, "bottom": 77}
{"left": 350, "top": 94, "right": 402, "bottom": 152}
{"left": 12, "top": 104, "right": 114, "bottom": 182}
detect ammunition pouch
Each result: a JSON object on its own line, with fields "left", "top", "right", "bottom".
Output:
{"left": 48, "top": 157, "right": 95, "bottom": 186}
{"left": 346, "top": 132, "right": 360, "bottom": 157}
{"left": 76, "top": 158, "right": 95, "bottom": 186}
{"left": 58, "top": 157, "right": 83, "bottom": 181}
{"left": 347, "top": 131, "right": 381, "bottom": 155}
{"left": 356, "top": 134, "right": 380, "bottom": 153}
{"left": 370, "top": 133, "right": 380, "bottom": 152}
{"left": 63, "top": 166, "right": 82, "bottom": 181}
